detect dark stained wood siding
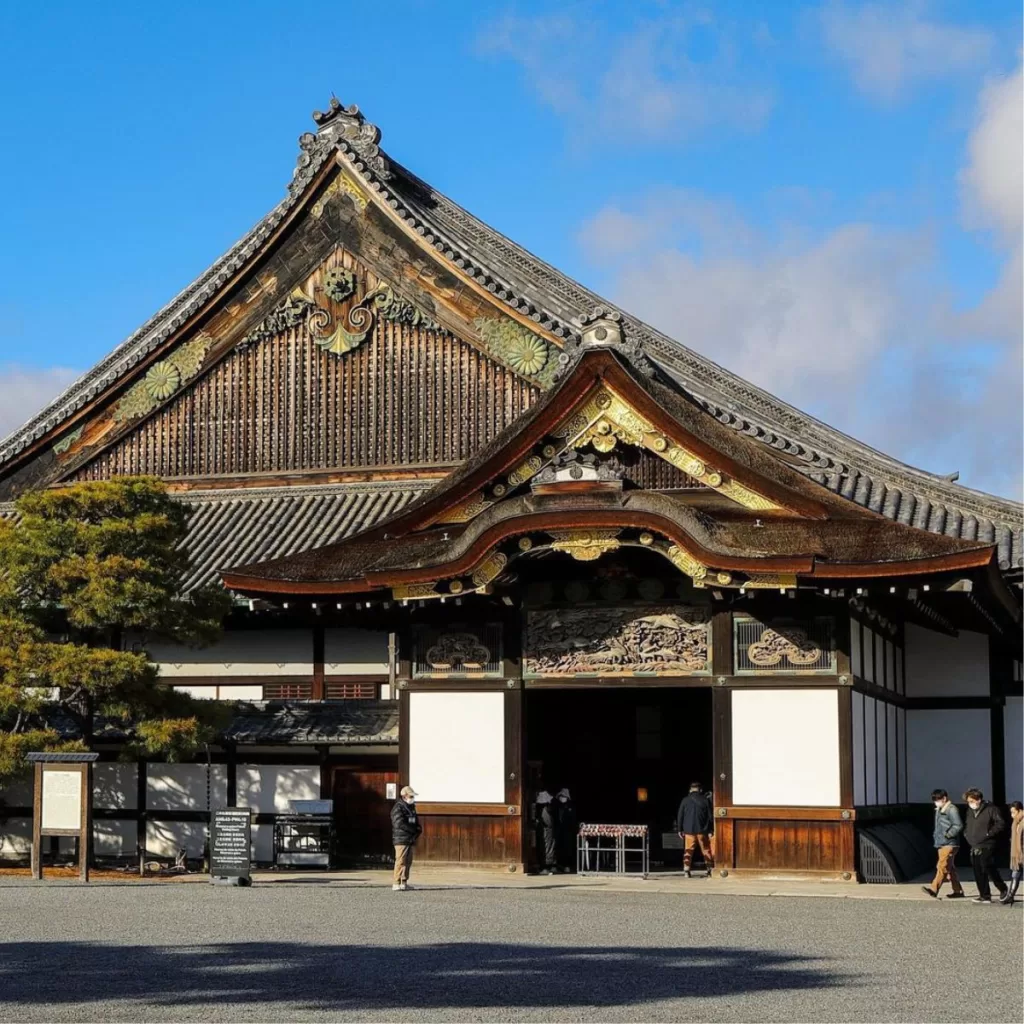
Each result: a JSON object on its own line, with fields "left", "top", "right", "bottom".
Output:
{"left": 72, "top": 250, "right": 539, "bottom": 481}
{"left": 729, "top": 819, "right": 854, "bottom": 873}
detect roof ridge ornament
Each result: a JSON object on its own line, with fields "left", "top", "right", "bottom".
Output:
{"left": 292, "top": 98, "right": 390, "bottom": 194}
{"left": 555, "top": 307, "right": 653, "bottom": 380}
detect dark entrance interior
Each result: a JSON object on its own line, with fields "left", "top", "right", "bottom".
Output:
{"left": 525, "top": 686, "right": 713, "bottom": 868}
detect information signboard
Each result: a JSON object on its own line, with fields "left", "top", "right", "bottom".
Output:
{"left": 41, "top": 770, "right": 82, "bottom": 831}
{"left": 210, "top": 808, "right": 252, "bottom": 882}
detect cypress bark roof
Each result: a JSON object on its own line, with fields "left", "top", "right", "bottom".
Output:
{"left": 0, "top": 99, "right": 1019, "bottom": 570}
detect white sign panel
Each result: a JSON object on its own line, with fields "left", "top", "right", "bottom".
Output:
{"left": 41, "top": 770, "right": 82, "bottom": 831}
{"left": 408, "top": 691, "right": 505, "bottom": 803}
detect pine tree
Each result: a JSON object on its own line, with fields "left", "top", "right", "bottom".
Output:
{"left": 0, "top": 477, "right": 232, "bottom": 784}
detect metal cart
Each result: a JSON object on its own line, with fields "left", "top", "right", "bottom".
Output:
{"left": 577, "top": 823, "right": 649, "bottom": 878}
{"left": 272, "top": 799, "right": 334, "bottom": 868}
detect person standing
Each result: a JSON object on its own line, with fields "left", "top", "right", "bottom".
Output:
{"left": 391, "top": 785, "right": 422, "bottom": 892}
{"left": 554, "top": 788, "right": 576, "bottom": 873}
{"left": 921, "top": 788, "right": 965, "bottom": 900}
{"left": 676, "top": 781, "right": 714, "bottom": 878}
{"left": 962, "top": 788, "right": 1007, "bottom": 904}
{"left": 534, "top": 788, "right": 557, "bottom": 875}
{"left": 999, "top": 801, "right": 1023, "bottom": 905}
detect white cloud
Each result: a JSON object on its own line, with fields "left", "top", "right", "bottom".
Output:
{"left": 476, "top": 10, "right": 773, "bottom": 147}
{"left": 0, "top": 365, "right": 82, "bottom": 443}
{"left": 577, "top": 181, "right": 1021, "bottom": 499}
{"left": 818, "top": 1, "right": 994, "bottom": 101}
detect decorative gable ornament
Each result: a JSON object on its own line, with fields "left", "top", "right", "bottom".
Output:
{"left": 556, "top": 308, "right": 653, "bottom": 380}
{"left": 292, "top": 99, "right": 390, "bottom": 195}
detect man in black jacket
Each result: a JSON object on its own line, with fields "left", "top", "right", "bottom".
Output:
{"left": 962, "top": 787, "right": 1007, "bottom": 903}
{"left": 391, "top": 785, "right": 423, "bottom": 891}
{"left": 676, "top": 782, "right": 714, "bottom": 878}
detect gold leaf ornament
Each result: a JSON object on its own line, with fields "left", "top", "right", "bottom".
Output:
{"left": 143, "top": 361, "right": 181, "bottom": 400}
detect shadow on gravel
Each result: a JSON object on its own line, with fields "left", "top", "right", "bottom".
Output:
{"left": 0, "top": 940, "right": 853, "bottom": 1010}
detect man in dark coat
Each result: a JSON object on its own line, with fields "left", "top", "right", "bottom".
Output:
{"left": 676, "top": 781, "right": 714, "bottom": 877}
{"left": 962, "top": 787, "right": 1007, "bottom": 903}
{"left": 391, "top": 785, "right": 422, "bottom": 891}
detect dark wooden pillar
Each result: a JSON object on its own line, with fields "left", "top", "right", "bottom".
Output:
{"left": 312, "top": 624, "right": 325, "bottom": 702}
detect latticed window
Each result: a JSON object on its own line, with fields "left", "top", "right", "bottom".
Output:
{"left": 413, "top": 624, "right": 503, "bottom": 677}
{"left": 733, "top": 616, "right": 836, "bottom": 675}
{"left": 325, "top": 681, "right": 377, "bottom": 699}
{"left": 264, "top": 681, "right": 313, "bottom": 700}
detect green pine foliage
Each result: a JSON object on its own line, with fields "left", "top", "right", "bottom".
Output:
{"left": 0, "top": 478, "right": 233, "bottom": 785}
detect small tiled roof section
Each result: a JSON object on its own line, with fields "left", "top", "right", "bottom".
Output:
{"left": 0, "top": 481, "right": 432, "bottom": 593}
{"left": 221, "top": 700, "right": 398, "bottom": 745}
{"left": 177, "top": 482, "right": 430, "bottom": 592}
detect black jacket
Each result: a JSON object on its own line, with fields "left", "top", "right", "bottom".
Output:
{"left": 676, "top": 792, "right": 713, "bottom": 835}
{"left": 963, "top": 801, "right": 1005, "bottom": 851}
{"left": 391, "top": 799, "right": 423, "bottom": 846}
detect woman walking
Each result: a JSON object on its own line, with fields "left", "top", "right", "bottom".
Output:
{"left": 1000, "top": 801, "right": 1023, "bottom": 905}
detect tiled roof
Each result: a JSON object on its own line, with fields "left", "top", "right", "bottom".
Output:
{"left": 221, "top": 699, "right": 398, "bottom": 745}
{"left": 1, "top": 481, "right": 432, "bottom": 593}
{"left": 0, "top": 102, "right": 1019, "bottom": 571}
{"left": 177, "top": 481, "right": 430, "bottom": 592}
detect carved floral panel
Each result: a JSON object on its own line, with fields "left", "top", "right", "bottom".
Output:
{"left": 733, "top": 616, "right": 836, "bottom": 674}
{"left": 523, "top": 606, "right": 711, "bottom": 677}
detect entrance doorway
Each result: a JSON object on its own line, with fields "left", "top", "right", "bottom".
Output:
{"left": 524, "top": 687, "right": 713, "bottom": 869}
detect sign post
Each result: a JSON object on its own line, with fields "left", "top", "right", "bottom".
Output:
{"left": 210, "top": 808, "right": 252, "bottom": 886}
{"left": 28, "top": 752, "right": 99, "bottom": 883}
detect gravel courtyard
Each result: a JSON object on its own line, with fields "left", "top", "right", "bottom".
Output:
{"left": 0, "top": 879, "right": 1020, "bottom": 1023}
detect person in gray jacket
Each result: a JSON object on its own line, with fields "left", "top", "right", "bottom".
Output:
{"left": 922, "top": 789, "right": 965, "bottom": 899}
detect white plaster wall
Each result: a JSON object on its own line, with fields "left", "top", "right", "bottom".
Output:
{"left": 897, "top": 708, "right": 905, "bottom": 802}
{"left": 875, "top": 695, "right": 886, "bottom": 802}
{"left": 94, "top": 818, "right": 135, "bottom": 857}
{"left": 94, "top": 763, "right": 137, "bottom": 810}
{"left": 0, "top": 817, "right": 31, "bottom": 860}
{"left": 218, "top": 685, "right": 264, "bottom": 701}
{"left": 863, "top": 629, "right": 875, "bottom": 683}
{"left": 731, "top": 689, "right": 841, "bottom": 806}
{"left": 865, "top": 696, "right": 877, "bottom": 804}
{"left": 174, "top": 684, "right": 218, "bottom": 699}
{"left": 852, "top": 691, "right": 865, "bottom": 805}
{"left": 252, "top": 823, "right": 273, "bottom": 863}
{"left": 886, "top": 703, "right": 897, "bottom": 805}
{"left": 146, "top": 629, "right": 313, "bottom": 677}
{"left": 324, "top": 629, "right": 389, "bottom": 675}
{"left": 907, "top": 708, "right": 991, "bottom": 801}
{"left": 408, "top": 691, "right": 505, "bottom": 803}
{"left": 146, "top": 820, "right": 209, "bottom": 859}
{"left": 1005, "top": 697, "right": 1023, "bottom": 799}
{"left": 236, "top": 765, "right": 320, "bottom": 813}
{"left": 905, "top": 625, "right": 989, "bottom": 697}
{"left": 147, "top": 764, "right": 227, "bottom": 812}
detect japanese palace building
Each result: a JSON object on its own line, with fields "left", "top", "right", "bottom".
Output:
{"left": 1, "top": 100, "right": 1021, "bottom": 879}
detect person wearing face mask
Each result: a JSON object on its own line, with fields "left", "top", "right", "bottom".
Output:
{"left": 1000, "top": 801, "right": 1023, "bottom": 905}
{"left": 962, "top": 787, "right": 1008, "bottom": 904}
{"left": 922, "top": 789, "right": 965, "bottom": 899}
{"left": 391, "top": 785, "right": 422, "bottom": 892}
{"left": 534, "top": 788, "right": 557, "bottom": 875}
{"left": 554, "top": 788, "right": 576, "bottom": 873}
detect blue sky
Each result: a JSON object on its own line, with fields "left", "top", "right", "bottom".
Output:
{"left": 0, "top": 1, "right": 1020, "bottom": 498}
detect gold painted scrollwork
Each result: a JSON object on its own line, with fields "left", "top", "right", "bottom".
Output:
{"left": 549, "top": 529, "right": 621, "bottom": 561}
{"left": 471, "top": 552, "right": 508, "bottom": 588}
{"left": 665, "top": 544, "right": 709, "bottom": 582}
{"left": 747, "top": 627, "right": 822, "bottom": 667}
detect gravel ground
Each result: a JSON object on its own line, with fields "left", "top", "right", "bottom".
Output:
{"left": 0, "top": 881, "right": 1020, "bottom": 1023}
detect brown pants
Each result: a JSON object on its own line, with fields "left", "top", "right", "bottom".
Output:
{"left": 929, "top": 844, "right": 963, "bottom": 895}
{"left": 681, "top": 833, "right": 714, "bottom": 871}
{"left": 394, "top": 844, "right": 414, "bottom": 885}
